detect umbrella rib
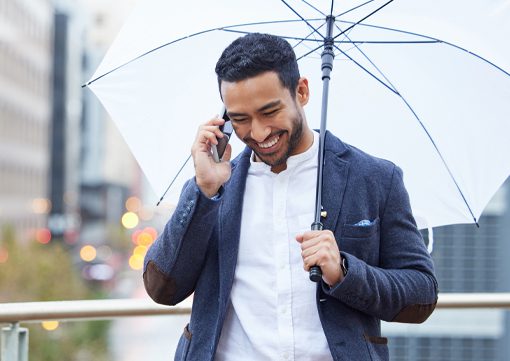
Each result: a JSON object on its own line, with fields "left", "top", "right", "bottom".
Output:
{"left": 156, "top": 154, "right": 192, "bottom": 206}
{"left": 296, "top": 43, "right": 324, "bottom": 61}
{"left": 299, "top": 0, "right": 326, "bottom": 17}
{"left": 335, "top": 0, "right": 376, "bottom": 19}
{"left": 333, "top": 0, "right": 394, "bottom": 41}
{"left": 84, "top": 19, "right": 322, "bottom": 87}
{"left": 292, "top": 21, "right": 327, "bottom": 50}
{"left": 336, "top": 40, "right": 439, "bottom": 44}
{"left": 337, "top": 19, "right": 510, "bottom": 77}
{"left": 333, "top": 44, "right": 480, "bottom": 225}
{"left": 280, "top": 0, "right": 325, "bottom": 40}
{"left": 221, "top": 28, "right": 324, "bottom": 44}
{"left": 332, "top": 44, "right": 397, "bottom": 94}
{"left": 334, "top": 22, "right": 398, "bottom": 93}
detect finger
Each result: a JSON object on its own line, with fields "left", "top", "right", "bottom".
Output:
{"left": 300, "top": 230, "right": 325, "bottom": 241}
{"left": 196, "top": 129, "right": 220, "bottom": 146}
{"left": 301, "top": 243, "right": 323, "bottom": 258}
{"left": 205, "top": 115, "right": 226, "bottom": 127}
{"left": 221, "top": 144, "right": 233, "bottom": 162}
{"left": 201, "top": 125, "right": 225, "bottom": 139}
{"left": 299, "top": 236, "right": 321, "bottom": 250}
{"left": 303, "top": 249, "right": 330, "bottom": 271}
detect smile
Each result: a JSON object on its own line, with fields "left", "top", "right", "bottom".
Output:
{"left": 257, "top": 135, "right": 280, "bottom": 149}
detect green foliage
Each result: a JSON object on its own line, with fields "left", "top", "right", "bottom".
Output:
{"left": 0, "top": 225, "right": 111, "bottom": 361}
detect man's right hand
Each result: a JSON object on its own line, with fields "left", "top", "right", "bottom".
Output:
{"left": 191, "top": 116, "right": 233, "bottom": 198}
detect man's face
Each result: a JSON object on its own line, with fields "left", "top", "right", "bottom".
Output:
{"left": 220, "top": 71, "right": 311, "bottom": 172}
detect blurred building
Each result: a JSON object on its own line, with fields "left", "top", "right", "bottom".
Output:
{"left": 0, "top": 0, "right": 53, "bottom": 240}
{"left": 385, "top": 178, "right": 510, "bottom": 361}
{"left": 48, "top": 1, "right": 85, "bottom": 243}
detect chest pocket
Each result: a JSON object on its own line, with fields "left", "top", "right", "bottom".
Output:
{"left": 339, "top": 217, "right": 380, "bottom": 266}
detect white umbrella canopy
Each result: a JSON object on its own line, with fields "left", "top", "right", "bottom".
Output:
{"left": 86, "top": 0, "right": 510, "bottom": 230}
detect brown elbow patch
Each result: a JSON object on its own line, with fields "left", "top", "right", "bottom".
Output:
{"left": 364, "top": 334, "right": 388, "bottom": 345}
{"left": 143, "top": 261, "right": 177, "bottom": 304}
{"left": 392, "top": 301, "right": 437, "bottom": 323}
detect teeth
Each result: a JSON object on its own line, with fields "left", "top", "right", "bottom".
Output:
{"left": 258, "top": 136, "right": 279, "bottom": 149}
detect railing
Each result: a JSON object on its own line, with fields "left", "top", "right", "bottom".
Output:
{"left": 1, "top": 293, "right": 510, "bottom": 361}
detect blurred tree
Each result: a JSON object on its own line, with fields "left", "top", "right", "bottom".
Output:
{"left": 0, "top": 225, "right": 110, "bottom": 361}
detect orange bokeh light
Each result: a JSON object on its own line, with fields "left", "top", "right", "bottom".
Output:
{"left": 0, "top": 248, "right": 8, "bottom": 263}
{"left": 144, "top": 227, "right": 158, "bottom": 240}
{"left": 129, "top": 254, "right": 144, "bottom": 270}
{"left": 136, "top": 232, "right": 154, "bottom": 247}
{"left": 36, "top": 229, "right": 52, "bottom": 244}
{"left": 125, "top": 196, "right": 142, "bottom": 212}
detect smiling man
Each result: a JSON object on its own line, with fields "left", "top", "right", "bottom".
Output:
{"left": 143, "top": 33, "right": 438, "bottom": 361}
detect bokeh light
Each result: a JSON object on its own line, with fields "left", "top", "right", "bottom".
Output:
{"left": 129, "top": 254, "right": 144, "bottom": 270}
{"left": 96, "top": 245, "right": 112, "bottom": 261}
{"left": 121, "top": 212, "right": 139, "bottom": 229}
{"left": 80, "top": 245, "right": 97, "bottom": 262}
{"left": 125, "top": 196, "right": 141, "bottom": 212}
{"left": 36, "top": 228, "right": 52, "bottom": 244}
{"left": 131, "top": 229, "right": 142, "bottom": 245}
{"left": 0, "top": 247, "right": 8, "bottom": 263}
{"left": 31, "top": 198, "right": 52, "bottom": 214}
{"left": 136, "top": 231, "right": 153, "bottom": 247}
{"left": 133, "top": 245, "right": 148, "bottom": 256}
{"left": 139, "top": 206, "right": 154, "bottom": 221}
{"left": 144, "top": 227, "right": 158, "bottom": 240}
{"left": 42, "top": 321, "right": 59, "bottom": 331}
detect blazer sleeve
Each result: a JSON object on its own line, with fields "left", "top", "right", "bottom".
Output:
{"left": 143, "top": 178, "right": 220, "bottom": 305}
{"left": 323, "top": 166, "right": 438, "bottom": 323}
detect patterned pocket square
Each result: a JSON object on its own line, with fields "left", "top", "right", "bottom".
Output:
{"left": 353, "top": 219, "right": 375, "bottom": 227}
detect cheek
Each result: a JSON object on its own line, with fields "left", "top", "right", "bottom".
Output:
{"left": 232, "top": 124, "right": 249, "bottom": 140}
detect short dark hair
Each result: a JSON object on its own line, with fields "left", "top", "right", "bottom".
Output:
{"left": 215, "top": 33, "right": 300, "bottom": 97}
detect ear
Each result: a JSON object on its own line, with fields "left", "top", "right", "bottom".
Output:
{"left": 295, "top": 77, "right": 310, "bottom": 106}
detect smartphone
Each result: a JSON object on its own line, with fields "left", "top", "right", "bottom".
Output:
{"left": 211, "top": 108, "right": 233, "bottom": 162}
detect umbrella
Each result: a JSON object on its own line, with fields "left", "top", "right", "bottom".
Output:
{"left": 84, "top": 0, "right": 510, "bottom": 238}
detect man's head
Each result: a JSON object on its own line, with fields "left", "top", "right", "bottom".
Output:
{"left": 215, "top": 33, "right": 300, "bottom": 98}
{"left": 215, "top": 33, "right": 313, "bottom": 173}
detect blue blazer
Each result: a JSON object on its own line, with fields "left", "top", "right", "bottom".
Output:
{"left": 144, "top": 131, "right": 438, "bottom": 361}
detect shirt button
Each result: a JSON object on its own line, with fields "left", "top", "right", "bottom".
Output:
{"left": 281, "top": 307, "right": 287, "bottom": 314}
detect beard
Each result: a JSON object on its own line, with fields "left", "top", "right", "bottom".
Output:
{"left": 251, "top": 111, "right": 305, "bottom": 168}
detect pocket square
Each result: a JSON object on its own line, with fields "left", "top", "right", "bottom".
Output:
{"left": 353, "top": 219, "right": 375, "bottom": 227}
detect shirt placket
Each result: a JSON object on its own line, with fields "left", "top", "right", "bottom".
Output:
{"left": 273, "top": 172, "right": 294, "bottom": 361}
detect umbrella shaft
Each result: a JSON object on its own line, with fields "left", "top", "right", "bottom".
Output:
{"left": 314, "top": 16, "right": 336, "bottom": 225}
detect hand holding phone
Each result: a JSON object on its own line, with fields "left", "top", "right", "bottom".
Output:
{"left": 211, "top": 108, "right": 233, "bottom": 162}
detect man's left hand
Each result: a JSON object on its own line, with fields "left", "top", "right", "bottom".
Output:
{"left": 296, "top": 230, "right": 343, "bottom": 286}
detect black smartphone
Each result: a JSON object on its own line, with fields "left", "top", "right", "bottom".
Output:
{"left": 212, "top": 108, "right": 233, "bottom": 162}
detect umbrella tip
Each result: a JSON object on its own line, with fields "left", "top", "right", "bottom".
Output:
{"left": 474, "top": 218, "right": 480, "bottom": 228}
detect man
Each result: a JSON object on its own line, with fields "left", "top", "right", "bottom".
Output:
{"left": 143, "top": 33, "right": 438, "bottom": 361}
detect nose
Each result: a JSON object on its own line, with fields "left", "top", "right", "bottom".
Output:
{"left": 250, "top": 118, "right": 271, "bottom": 143}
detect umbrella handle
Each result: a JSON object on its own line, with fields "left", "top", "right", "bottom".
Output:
{"left": 309, "top": 222, "right": 323, "bottom": 282}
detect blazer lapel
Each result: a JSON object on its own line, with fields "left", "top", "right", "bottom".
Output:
{"left": 218, "top": 147, "right": 251, "bottom": 308}
{"left": 321, "top": 131, "right": 350, "bottom": 231}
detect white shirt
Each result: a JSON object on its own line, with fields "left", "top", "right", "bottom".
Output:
{"left": 216, "top": 131, "right": 333, "bottom": 361}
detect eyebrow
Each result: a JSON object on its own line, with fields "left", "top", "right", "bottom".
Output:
{"left": 226, "top": 100, "right": 282, "bottom": 118}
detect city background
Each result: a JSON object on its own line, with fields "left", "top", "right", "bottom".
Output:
{"left": 0, "top": 0, "right": 509, "bottom": 360}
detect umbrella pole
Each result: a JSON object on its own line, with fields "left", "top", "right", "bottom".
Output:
{"left": 310, "top": 15, "right": 336, "bottom": 283}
